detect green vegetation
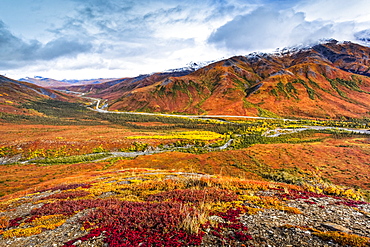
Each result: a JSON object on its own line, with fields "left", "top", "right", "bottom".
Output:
{"left": 257, "top": 108, "right": 281, "bottom": 118}
{"left": 271, "top": 79, "right": 318, "bottom": 100}
{"left": 32, "top": 153, "right": 111, "bottom": 165}
{"left": 120, "top": 142, "right": 148, "bottom": 152}
{"left": 328, "top": 78, "right": 348, "bottom": 98}
{"left": 22, "top": 100, "right": 95, "bottom": 119}
{"left": 231, "top": 130, "right": 325, "bottom": 149}
{"left": 286, "top": 81, "right": 299, "bottom": 98}
{"left": 294, "top": 79, "right": 317, "bottom": 100}
{"left": 1, "top": 97, "right": 369, "bottom": 162}
{"left": 0, "top": 99, "right": 102, "bottom": 125}
{"left": 261, "top": 168, "right": 307, "bottom": 185}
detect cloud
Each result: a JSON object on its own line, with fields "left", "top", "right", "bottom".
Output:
{"left": 37, "top": 37, "right": 93, "bottom": 60}
{"left": 207, "top": 4, "right": 368, "bottom": 53}
{"left": 208, "top": 8, "right": 306, "bottom": 51}
{"left": 2, "top": 0, "right": 259, "bottom": 78}
{"left": 0, "top": 20, "right": 93, "bottom": 69}
{"left": 3, "top": 0, "right": 369, "bottom": 80}
{"left": 354, "top": 29, "right": 370, "bottom": 44}
{"left": 295, "top": 0, "right": 370, "bottom": 22}
{"left": 42, "top": 0, "right": 251, "bottom": 65}
{"left": 0, "top": 20, "right": 41, "bottom": 61}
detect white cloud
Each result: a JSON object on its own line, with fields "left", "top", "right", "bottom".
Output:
{"left": 208, "top": 1, "right": 370, "bottom": 54}
{"left": 1, "top": 0, "right": 370, "bottom": 80}
{"left": 1, "top": 0, "right": 258, "bottom": 79}
{"left": 295, "top": 0, "right": 370, "bottom": 22}
{"left": 208, "top": 8, "right": 308, "bottom": 52}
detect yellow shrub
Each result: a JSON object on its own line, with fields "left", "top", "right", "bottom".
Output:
{"left": 0, "top": 216, "right": 8, "bottom": 229}
{"left": 127, "top": 131, "right": 223, "bottom": 141}
{"left": 282, "top": 206, "right": 302, "bottom": 214}
{"left": 210, "top": 201, "right": 244, "bottom": 213}
{"left": 2, "top": 227, "right": 43, "bottom": 238}
{"left": 30, "top": 214, "right": 67, "bottom": 228}
{"left": 129, "top": 179, "right": 143, "bottom": 184}
{"left": 3, "top": 214, "right": 68, "bottom": 238}
{"left": 314, "top": 231, "right": 370, "bottom": 247}
{"left": 323, "top": 184, "right": 363, "bottom": 200}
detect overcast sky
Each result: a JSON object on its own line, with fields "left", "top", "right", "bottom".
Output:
{"left": 1, "top": 0, "right": 370, "bottom": 80}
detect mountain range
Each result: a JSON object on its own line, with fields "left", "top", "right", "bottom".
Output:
{"left": 19, "top": 76, "right": 116, "bottom": 88}
{"left": 3, "top": 40, "right": 370, "bottom": 120}
{"left": 59, "top": 40, "right": 370, "bottom": 120}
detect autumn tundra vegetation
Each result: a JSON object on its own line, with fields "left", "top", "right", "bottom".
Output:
{"left": 0, "top": 96, "right": 369, "bottom": 246}
{"left": 0, "top": 41, "right": 370, "bottom": 246}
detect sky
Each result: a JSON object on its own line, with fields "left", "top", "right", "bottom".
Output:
{"left": 1, "top": 0, "right": 370, "bottom": 80}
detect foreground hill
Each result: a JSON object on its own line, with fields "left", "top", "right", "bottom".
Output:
{"left": 0, "top": 168, "right": 369, "bottom": 247}
{"left": 90, "top": 41, "right": 370, "bottom": 119}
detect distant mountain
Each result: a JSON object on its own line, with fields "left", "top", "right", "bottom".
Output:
{"left": 165, "top": 60, "right": 219, "bottom": 73}
{"left": 19, "top": 76, "right": 117, "bottom": 88}
{"left": 88, "top": 40, "right": 370, "bottom": 120}
{"left": 0, "top": 75, "right": 79, "bottom": 115}
{"left": 62, "top": 70, "right": 194, "bottom": 99}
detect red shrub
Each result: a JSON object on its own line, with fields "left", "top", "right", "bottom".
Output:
{"left": 63, "top": 201, "right": 204, "bottom": 246}
{"left": 7, "top": 217, "right": 23, "bottom": 228}
{"left": 146, "top": 188, "right": 238, "bottom": 203}
{"left": 205, "top": 207, "right": 252, "bottom": 244}
{"left": 38, "top": 183, "right": 91, "bottom": 193}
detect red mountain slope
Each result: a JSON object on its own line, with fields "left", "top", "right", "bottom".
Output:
{"left": 0, "top": 75, "right": 79, "bottom": 115}
{"left": 64, "top": 71, "right": 193, "bottom": 98}
{"left": 94, "top": 41, "right": 370, "bottom": 119}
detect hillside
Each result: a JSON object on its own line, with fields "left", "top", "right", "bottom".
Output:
{"left": 90, "top": 41, "right": 370, "bottom": 119}
{"left": 62, "top": 70, "right": 193, "bottom": 98}
{"left": 0, "top": 75, "right": 82, "bottom": 116}
{"left": 0, "top": 168, "right": 369, "bottom": 247}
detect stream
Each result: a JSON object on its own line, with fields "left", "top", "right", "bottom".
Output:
{"left": 11, "top": 93, "right": 364, "bottom": 165}
{"left": 90, "top": 98, "right": 370, "bottom": 136}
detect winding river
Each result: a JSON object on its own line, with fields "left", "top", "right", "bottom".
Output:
{"left": 90, "top": 97, "right": 370, "bottom": 136}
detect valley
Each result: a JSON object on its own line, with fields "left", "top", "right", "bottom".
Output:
{"left": 0, "top": 41, "right": 370, "bottom": 246}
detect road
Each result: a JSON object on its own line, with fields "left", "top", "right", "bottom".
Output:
{"left": 263, "top": 126, "right": 370, "bottom": 137}
{"left": 89, "top": 97, "right": 294, "bottom": 123}
{"left": 90, "top": 97, "right": 370, "bottom": 135}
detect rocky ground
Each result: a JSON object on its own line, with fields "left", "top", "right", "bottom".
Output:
{"left": 0, "top": 171, "right": 369, "bottom": 247}
{"left": 242, "top": 191, "right": 370, "bottom": 247}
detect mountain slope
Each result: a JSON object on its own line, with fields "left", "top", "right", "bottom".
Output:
{"left": 96, "top": 41, "right": 370, "bottom": 119}
{"left": 63, "top": 70, "right": 193, "bottom": 99}
{"left": 0, "top": 75, "right": 80, "bottom": 115}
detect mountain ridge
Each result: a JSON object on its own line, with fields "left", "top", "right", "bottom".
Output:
{"left": 3, "top": 40, "right": 370, "bottom": 120}
{"left": 80, "top": 40, "right": 370, "bottom": 120}
{"left": 0, "top": 75, "right": 82, "bottom": 115}
{"left": 19, "top": 76, "right": 118, "bottom": 89}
